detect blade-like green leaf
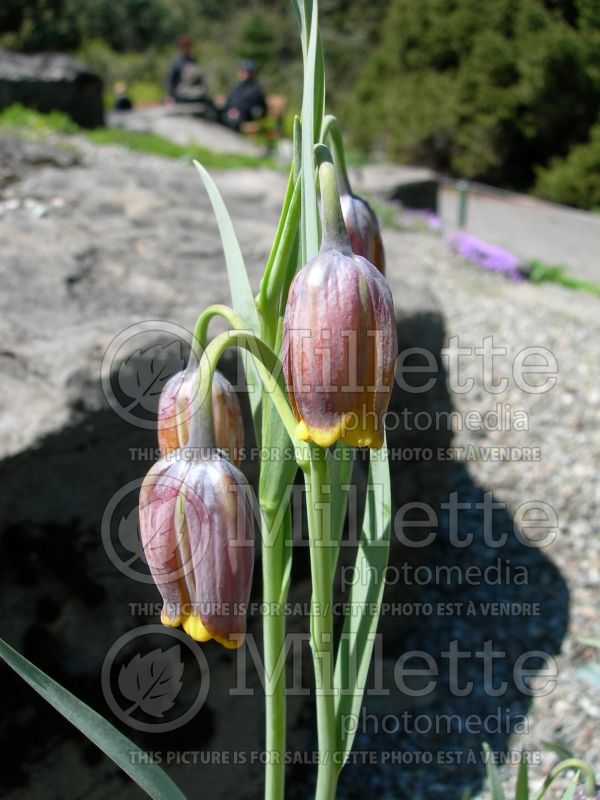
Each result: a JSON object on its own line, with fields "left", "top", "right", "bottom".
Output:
{"left": 333, "top": 444, "right": 391, "bottom": 765}
{"left": 577, "top": 637, "right": 600, "bottom": 648}
{"left": 515, "top": 756, "right": 529, "bottom": 800}
{"left": 0, "top": 638, "right": 186, "bottom": 800}
{"left": 533, "top": 759, "right": 596, "bottom": 800}
{"left": 577, "top": 663, "right": 600, "bottom": 690}
{"left": 193, "top": 161, "right": 259, "bottom": 333}
{"left": 560, "top": 772, "right": 581, "bottom": 800}
{"left": 482, "top": 743, "right": 507, "bottom": 800}
{"left": 192, "top": 160, "right": 261, "bottom": 431}
{"left": 301, "top": 0, "right": 320, "bottom": 262}
{"left": 327, "top": 442, "right": 354, "bottom": 575}
{"left": 313, "top": 34, "right": 326, "bottom": 142}
{"left": 541, "top": 740, "right": 574, "bottom": 761}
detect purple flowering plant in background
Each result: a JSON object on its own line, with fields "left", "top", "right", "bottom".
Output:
{"left": 401, "top": 208, "right": 443, "bottom": 231}
{"left": 447, "top": 231, "right": 524, "bottom": 281}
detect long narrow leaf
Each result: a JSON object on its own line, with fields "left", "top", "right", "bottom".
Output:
{"left": 533, "top": 758, "right": 597, "bottom": 800}
{"left": 193, "top": 160, "right": 262, "bottom": 430}
{"left": 327, "top": 442, "right": 354, "bottom": 575}
{"left": 333, "top": 444, "right": 391, "bottom": 764}
{"left": 515, "top": 756, "right": 529, "bottom": 800}
{"left": 577, "top": 638, "right": 600, "bottom": 648}
{"left": 192, "top": 161, "right": 259, "bottom": 333}
{"left": 577, "top": 663, "right": 600, "bottom": 690}
{"left": 0, "top": 638, "right": 186, "bottom": 800}
{"left": 482, "top": 743, "right": 507, "bottom": 800}
{"left": 300, "top": 0, "right": 320, "bottom": 262}
{"left": 560, "top": 772, "right": 581, "bottom": 800}
{"left": 313, "top": 34, "right": 326, "bottom": 142}
{"left": 541, "top": 740, "right": 574, "bottom": 761}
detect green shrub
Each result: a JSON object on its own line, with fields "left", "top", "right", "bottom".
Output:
{"left": 0, "top": 103, "right": 78, "bottom": 133}
{"left": 534, "top": 122, "right": 600, "bottom": 209}
{"left": 344, "top": 0, "right": 600, "bottom": 192}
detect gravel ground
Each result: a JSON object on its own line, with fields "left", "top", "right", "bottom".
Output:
{"left": 335, "top": 220, "right": 600, "bottom": 800}
{"left": 0, "top": 131, "right": 598, "bottom": 799}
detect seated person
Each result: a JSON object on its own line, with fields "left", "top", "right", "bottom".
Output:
{"left": 166, "top": 35, "right": 210, "bottom": 104}
{"left": 220, "top": 60, "right": 267, "bottom": 130}
{"left": 113, "top": 81, "right": 132, "bottom": 111}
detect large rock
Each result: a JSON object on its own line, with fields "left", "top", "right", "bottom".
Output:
{"left": 0, "top": 134, "right": 450, "bottom": 528}
{"left": 350, "top": 163, "right": 439, "bottom": 211}
{"left": 0, "top": 50, "right": 104, "bottom": 128}
{"left": 0, "top": 133, "right": 450, "bottom": 799}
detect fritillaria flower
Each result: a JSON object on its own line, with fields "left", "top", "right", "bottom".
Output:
{"left": 340, "top": 192, "right": 386, "bottom": 275}
{"left": 326, "top": 117, "right": 386, "bottom": 273}
{"left": 282, "top": 159, "right": 397, "bottom": 449}
{"left": 139, "top": 447, "right": 255, "bottom": 648}
{"left": 158, "top": 360, "right": 244, "bottom": 465}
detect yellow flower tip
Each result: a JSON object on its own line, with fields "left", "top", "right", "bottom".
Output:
{"left": 182, "top": 614, "right": 213, "bottom": 642}
{"left": 294, "top": 419, "right": 342, "bottom": 449}
{"left": 182, "top": 615, "right": 244, "bottom": 649}
{"left": 160, "top": 609, "right": 182, "bottom": 628}
{"left": 339, "top": 412, "right": 384, "bottom": 449}
{"left": 295, "top": 415, "right": 385, "bottom": 450}
{"left": 294, "top": 419, "right": 311, "bottom": 442}
{"left": 213, "top": 632, "right": 245, "bottom": 650}
{"left": 342, "top": 426, "right": 384, "bottom": 449}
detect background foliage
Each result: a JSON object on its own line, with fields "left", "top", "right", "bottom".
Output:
{"left": 1, "top": 0, "right": 599, "bottom": 208}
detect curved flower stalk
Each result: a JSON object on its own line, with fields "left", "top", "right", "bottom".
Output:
{"left": 157, "top": 358, "right": 244, "bottom": 466}
{"left": 322, "top": 114, "right": 386, "bottom": 274}
{"left": 139, "top": 447, "right": 255, "bottom": 649}
{"left": 282, "top": 155, "right": 397, "bottom": 449}
{"left": 142, "top": 327, "right": 301, "bottom": 652}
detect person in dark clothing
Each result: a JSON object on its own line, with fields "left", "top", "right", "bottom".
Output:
{"left": 113, "top": 81, "right": 132, "bottom": 111}
{"left": 165, "top": 35, "right": 210, "bottom": 105}
{"left": 220, "top": 60, "right": 267, "bottom": 131}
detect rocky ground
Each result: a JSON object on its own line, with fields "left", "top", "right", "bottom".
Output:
{"left": 0, "top": 128, "right": 598, "bottom": 800}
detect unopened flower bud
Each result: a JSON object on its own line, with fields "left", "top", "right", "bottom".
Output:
{"left": 282, "top": 159, "right": 397, "bottom": 449}
{"left": 139, "top": 448, "right": 255, "bottom": 648}
{"left": 158, "top": 363, "right": 244, "bottom": 465}
{"left": 340, "top": 192, "right": 386, "bottom": 274}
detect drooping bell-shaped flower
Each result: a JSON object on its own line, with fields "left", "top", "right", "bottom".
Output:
{"left": 139, "top": 447, "right": 255, "bottom": 648}
{"left": 340, "top": 192, "right": 386, "bottom": 275}
{"left": 282, "top": 158, "right": 397, "bottom": 449}
{"left": 326, "top": 117, "right": 386, "bottom": 274}
{"left": 157, "top": 356, "right": 244, "bottom": 465}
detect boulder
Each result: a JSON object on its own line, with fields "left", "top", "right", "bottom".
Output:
{"left": 0, "top": 49, "right": 104, "bottom": 128}
{"left": 350, "top": 163, "right": 439, "bottom": 211}
{"left": 0, "top": 133, "right": 450, "bottom": 799}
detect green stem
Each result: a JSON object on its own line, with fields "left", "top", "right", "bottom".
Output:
{"left": 257, "top": 166, "right": 295, "bottom": 330}
{"left": 261, "top": 454, "right": 292, "bottom": 800}
{"left": 315, "top": 152, "right": 351, "bottom": 255}
{"left": 260, "top": 177, "right": 301, "bottom": 313}
{"left": 303, "top": 448, "right": 339, "bottom": 800}
{"left": 533, "top": 759, "right": 597, "bottom": 800}
{"left": 190, "top": 330, "right": 308, "bottom": 463}
{"left": 321, "top": 115, "right": 352, "bottom": 196}
{"left": 192, "top": 304, "right": 249, "bottom": 355}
